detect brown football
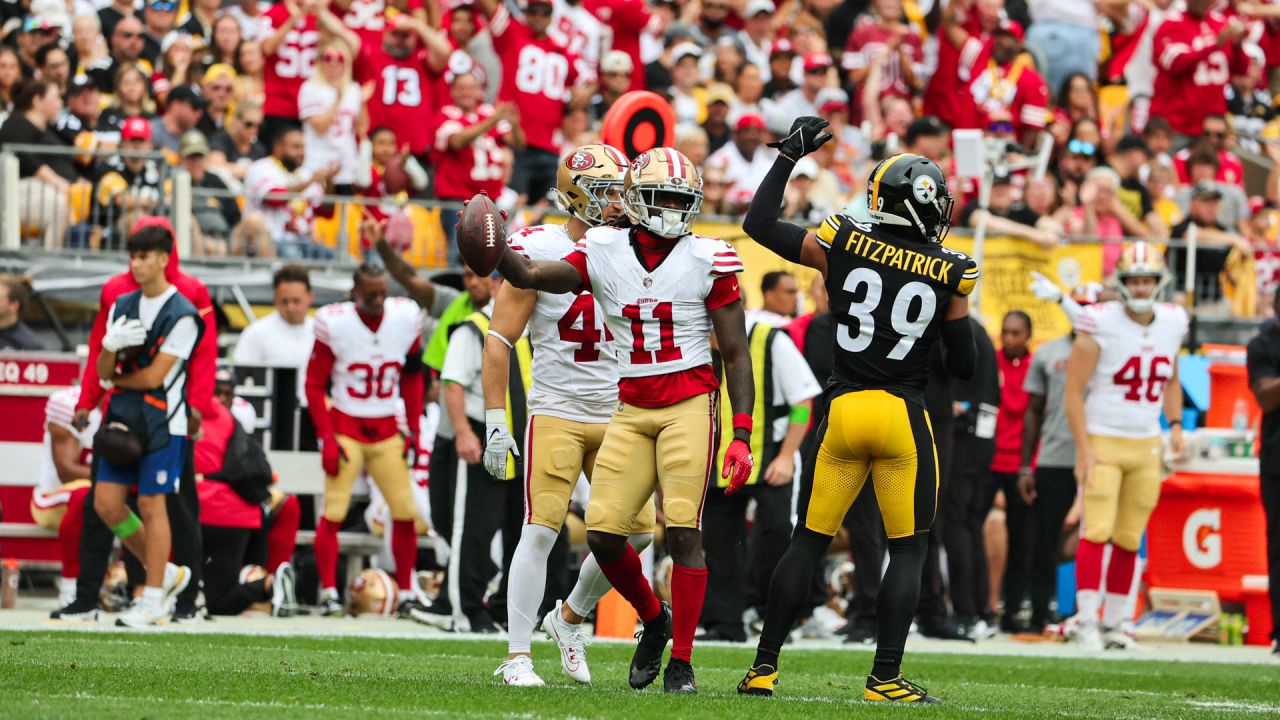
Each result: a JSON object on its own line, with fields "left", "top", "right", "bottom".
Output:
{"left": 456, "top": 191, "right": 507, "bottom": 276}
{"left": 382, "top": 155, "right": 412, "bottom": 195}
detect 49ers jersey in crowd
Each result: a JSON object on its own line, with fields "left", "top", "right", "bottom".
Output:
{"left": 510, "top": 223, "right": 618, "bottom": 423}
{"left": 331, "top": 0, "right": 426, "bottom": 51}
{"left": 843, "top": 17, "right": 924, "bottom": 101}
{"left": 550, "top": 0, "right": 606, "bottom": 79}
{"left": 258, "top": 5, "right": 319, "bottom": 118}
{"left": 38, "top": 385, "right": 98, "bottom": 496}
{"left": 563, "top": 225, "right": 743, "bottom": 406}
{"left": 1075, "top": 300, "right": 1188, "bottom": 438}
{"left": 431, "top": 103, "right": 509, "bottom": 200}
{"left": 313, "top": 296, "right": 424, "bottom": 422}
{"left": 489, "top": 3, "right": 580, "bottom": 153}
{"left": 969, "top": 56, "right": 1049, "bottom": 135}
{"left": 1150, "top": 9, "right": 1249, "bottom": 136}
{"left": 359, "top": 45, "right": 438, "bottom": 156}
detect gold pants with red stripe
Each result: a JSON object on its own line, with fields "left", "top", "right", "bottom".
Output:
{"left": 1081, "top": 434, "right": 1163, "bottom": 552}
{"left": 29, "top": 479, "right": 92, "bottom": 528}
{"left": 524, "top": 414, "right": 656, "bottom": 533}
{"left": 585, "top": 392, "right": 717, "bottom": 536}
{"left": 325, "top": 434, "right": 415, "bottom": 523}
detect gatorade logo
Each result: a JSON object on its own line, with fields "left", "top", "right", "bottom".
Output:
{"left": 1183, "top": 508, "right": 1222, "bottom": 569}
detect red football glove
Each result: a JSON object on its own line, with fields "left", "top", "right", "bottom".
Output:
{"left": 321, "top": 435, "right": 347, "bottom": 477}
{"left": 403, "top": 432, "right": 418, "bottom": 463}
{"left": 722, "top": 438, "right": 754, "bottom": 495}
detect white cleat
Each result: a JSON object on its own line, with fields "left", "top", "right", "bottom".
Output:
{"left": 115, "top": 599, "right": 169, "bottom": 629}
{"left": 161, "top": 563, "right": 191, "bottom": 606}
{"left": 1076, "top": 620, "right": 1105, "bottom": 652}
{"left": 495, "top": 655, "right": 545, "bottom": 687}
{"left": 543, "top": 600, "right": 591, "bottom": 683}
{"left": 1104, "top": 626, "right": 1137, "bottom": 650}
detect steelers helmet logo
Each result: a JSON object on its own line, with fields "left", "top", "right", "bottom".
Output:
{"left": 567, "top": 151, "right": 595, "bottom": 171}
{"left": 912, "top": 175, "right": 937, "bottom": 204}
{"left": 632, "top": 153, "right": 651, "bottom": 171}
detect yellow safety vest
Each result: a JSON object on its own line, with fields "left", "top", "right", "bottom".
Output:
{"left": 715, "top": 323, "right": 786, "bottom": 488}
{"left": 459, "top": 311, "right": 532, "bottom": 480}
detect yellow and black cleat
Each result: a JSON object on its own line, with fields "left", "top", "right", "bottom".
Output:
{"left": 865, "top": 673, "right": 941, "bottom": 703}
{"left": 737, "top": 664, "right": 778, "bottom": 696}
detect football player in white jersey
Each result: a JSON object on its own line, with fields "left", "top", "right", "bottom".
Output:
{"left": 1064, "top": 242, "right": 1188, "bottom": 651}
{"left": 31, "top": 385, "right": 99, "bottom": 609}
{"left": 486, "top": 143, "right": 658, "bottom": 687}
{"left": 491, "top": 147, "right": 756, "bottom": 694}
{"left": 304, "top": 263, "right": 430, "bottom": 620}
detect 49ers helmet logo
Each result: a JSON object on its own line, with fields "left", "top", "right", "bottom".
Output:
{"left": 567, "top": 151, "right": 595, "bottom": 171}
{"left": 632, "top": 153, "right": 651, "bottom": 171}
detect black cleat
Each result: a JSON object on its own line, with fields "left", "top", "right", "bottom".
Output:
{"left": 663, "top": 658, "right": 696, "bottom": 694}
{"left": 629, "top": 602, "right": 672, "bottom": 689}
{"left": 50, "top": 598, "right": 100, "bottom": 622}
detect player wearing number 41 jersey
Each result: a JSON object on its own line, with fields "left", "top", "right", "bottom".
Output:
{"left": 1064, "top": 243, "right": 1187, "bottom": 652}
{"left": 493, "top": 146, "right": 757, "bottom": 694}
{"left": 488, "top": 144, "right": 658, "bottom": 688}
{"left": 304, "top": 264, "right": 430, "bottom": 621}
{"left": 740, "top": 118, "right": 980, "bottom": 704}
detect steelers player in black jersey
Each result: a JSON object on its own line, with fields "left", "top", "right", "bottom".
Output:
{"left": 736, "top": 117, "right": 979, "bottom": 703}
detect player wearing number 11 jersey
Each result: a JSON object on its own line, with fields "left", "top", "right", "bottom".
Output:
{"left": 1064, "top": 243, "right": 1187, "bottom": 652}
{"left": 494, "top": 147, "right": 757, "bottom": 694}
{"left": 487, "top": 144, "right": 657, "bottom": 688}
{"left": 739, "top": 118, "right": 980, "bottom": 704}
{"left": 304, "top": 264, "right": 428, "bottom": 620}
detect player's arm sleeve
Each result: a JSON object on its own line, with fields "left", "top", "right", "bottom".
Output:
{"left": 941, "top": 316, "right": 976, "bottom": 380}
{"left": 956, "top": 257, "right": 981, "bottom": 296}
{"left": 401, "top": 338, "right": 426, "bottom": 429}
{"left": 705, "top": 244, "right": 744, "bottom": 311}
{"left": 742, "top": 156, "right": 810, "bottom": 263}
{"left": 304, "top": 324, "right": 337, "bottom": 440}
{"left": 77, "top": 285, "right": 114, "bottom": 411}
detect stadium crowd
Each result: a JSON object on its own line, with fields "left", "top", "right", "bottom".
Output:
{"left": 0, "top": 0, "right": 1278, "bottom": 311}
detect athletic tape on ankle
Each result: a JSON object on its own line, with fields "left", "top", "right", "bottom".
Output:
{"left": 111, "top": 511, "right": 142, "bottom": 539}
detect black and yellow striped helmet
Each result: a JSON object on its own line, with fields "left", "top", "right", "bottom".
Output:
{"left": 865, "top": 153, "right": 953, "bottom": 244}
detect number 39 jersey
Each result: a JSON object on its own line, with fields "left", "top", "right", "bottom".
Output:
{"left": 1075, "top": 300, "right": 1188, "bottom": 438}
{"left": 511, "top": 224, "right": 618, "bottom": 423}
{"left": 570, "top": 225, "right": 742, "bottom": 381}
{"left": 314, "top": 297, "right": 424, "bottom": 419}
{"left": 817, "top": 214, "right": 979, "bottom": 407}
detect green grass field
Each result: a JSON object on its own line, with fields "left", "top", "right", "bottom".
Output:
{"left": 2, "top": 630, "right": 1277, "bottom": 719}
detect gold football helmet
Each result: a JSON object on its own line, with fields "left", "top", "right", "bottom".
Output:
{"left": 622, "top": 147, "right": 703, "bottom": 238}
{"left": 1114, "top": 241, "right": 1169, "bottom": 313}
{"left": 556, "top": 143, "right": 628, "bottom": 225}
{"left": 348, "top": 568, "right": 400, "bottom": 617}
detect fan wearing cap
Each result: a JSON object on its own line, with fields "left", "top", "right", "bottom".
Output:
{"left": 15, "top": 12, "right": 64, "bottom": 77}
{"left": 736, "top": 0, "right": 775, "bottom": 80}
{"left": 843, "top": 0, "right": 923, "bottom": 105}
{"left": 923, "top": 0, "right": 1003, "bottom": 132}
{"left": 93, "top": 117, "right": 167, "bottom": 242}
{"left": 1169, "top": 178, "right": 1254, "bottom": 302}
{"left": 770, "top": 51, "right": 833, "bottom": 126}
{"left": 1173, "top": 142, "right": 1248, "bottom": 228}
{"left": 54, "top": 76, "right": 112, "bottom": 179}
{"left": 763, "top": 39, "right": 797, "bottom": 97}
{"left": 702, "top": 83, "right": 735, "bottom": 153}
{"left": 967, "top": 21, "right": 1048, "bottom": 148}
{"left": 181, "top": 130, "right": 240, "bottom": 252}
{"left": 355, "top": 10, "right": 453, "bottom": 160}
{"left": 591, "top": 49, "right": 634, "bottom": 122}
{"left": 475, "top": 0, "right": 591, "bottom": 202}
{"left": 666, "top": 41, "right": 705, "bottom": 129}
{"left": 706, "top": 113, "right": 775, "bottom": 214}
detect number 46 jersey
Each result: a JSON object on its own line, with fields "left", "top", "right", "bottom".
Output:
{"left": 817, "top": 214, "right": 979, "bottom": 406}
{"left": 511, "top": 224, "right": 619, "bottom": 423}
{"left": 1075, "top": 300, "right": 1188, "bottom": 438}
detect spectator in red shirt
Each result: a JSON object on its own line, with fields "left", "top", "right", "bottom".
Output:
{"left": 989, "top": 310, "right": 1033, "bottom": 633}
{"left": 969, "top": 23, "right": 1048, "bottom": 148}
{"left": 925, "top": 0, "right": 1003, "bottom": 132}
{"left": 1150, "top": 0, "right": 1249, "bottom": 142}
{"left": 1173, "top": 113, "right": 1246, "bottom": 186}
{"left": 357, "top": 13, "right": 452, "bottom": 163}
{"left": 476, "top": 0, "right": 592, "bottom": 204}
{"left": 843, "top": 0, "right": 923, "bottom": 110}
{"left": 258, "top": 0, "right": 359, "bottom": 147}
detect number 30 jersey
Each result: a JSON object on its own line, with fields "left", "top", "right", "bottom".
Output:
{"left": 314, "top": 297, "right": 424, "bottom": 419}
{"left": 817, "top": 214, "right": 979, "bottom": 407}
{"left": 511, "top": 224, "right": 619, "bottom": 423}
{"left": 1075, "top": 300, "right": 1188, "bottom": 438}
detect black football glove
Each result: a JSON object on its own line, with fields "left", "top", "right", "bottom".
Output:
{"left": 767, "top": 116, "right": 834, "bottom": 161}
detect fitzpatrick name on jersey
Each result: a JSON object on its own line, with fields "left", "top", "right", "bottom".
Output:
{"left": 817, "top": 214, "right": 977, "bottom": 292}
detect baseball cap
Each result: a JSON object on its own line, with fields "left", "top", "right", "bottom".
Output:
{"left": 905, "top": 115, "right": 948, "bottom": 144}
{"left": 994, "top": 19, "right": 1023, "bottom": 42}
{"left": 121, "top": 116, "right": 152, "bottom": 142}
{"left": 179, "top": 130, "right": 209, "bottom": 158}
{"left": 735, "top": 113, "right": 767, "bottom": 131}
{"left": 670, "top": 42, "right": 702, "bottom": 64}
{"left": 707, "top": 82, "right": 735, "bottom": 106}
{"left": 601, "top": 50, "right": 633, "bottom": 74}
{"left": 1192, "top": 180, "right": 1223, "bottom": 201}
{"left": 769, "top": 39, "right": 795, "bottom": 58}
{"left": 149, "top": 0, "right": 177, "bottom": 11}
{"left": 215, "top": 367, "right": 236, "bottom": 387}
{"left": 803, "top": 52, "right": 833, "bottom": 73}
{"left": 167, "top": 84, "right": 208, "bottom": 109}
{"left": 816, "top": 86, "right": 848, "bottom": 113}
{"left": 66, "top": 74, "right": 97, "bottom": 97}
{"left": 791, "top": 156, "right": 818, "bottom": 180}
{"left": 160, "top": 31, "right": 198, "bottom": 55}
{"left": 1115, "top": 134, "right": 1152, "bottom": 157}
{"left": 1249, "top": 195, "right": 1268, "bottom": 216}
{"left": 745, "top": 0, "right": 775, "bottom": 16}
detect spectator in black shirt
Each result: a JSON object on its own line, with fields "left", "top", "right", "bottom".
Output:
{"left": 15, "top": 15, "right": 62, "bottom": 78}
{"left": 92, "top": 116, "right": 165, "bottom": 245}
{"left": 99, "top": 0, "right": 138, "bottom": 43}
{"left": 177, "top": 0, "right": 219, "bottom": 41}
{"left": 958, "top": 171, "right": 1057, "bottom": 248}
{"left": 1246, "top": 297, "right": 1280, "bottom": 657}
{"left": 208, "top": 97, "right": 265, "bottom": 183}
{"left": 0, "top": 78, "right": 78, "bottom": 246}
{"left": 87, "top": 15, "right": 147, "bottom": 93}
{"left": 703, "top": 83, "right": 733, "bottom": 154}
{"left": 54, "top": 76, "right": 114, "bottom": 180}
{"left": 180, "top": 130, "right": 239, "bottom": 255}
{"left": 1169, "top": 181, "right": 1252, "bottom": 304}
{"left": 34, "top": 43, "right": 69, "bottom": 94}
{"left": 141, "top": 0, "right": 177, "bottom": 66}
{"left": 763, "top": 39, "right": 797, "bottom": 98}
{"left": 0, "top": 274, "right": 44, "bottom": 350}
{"left": 0, "top": 47, "right": 20, "bottom": 124}
{"left": 1109, "top": 133, "right": 1169, "bottom": 237}
{"left": 98, "top": 63, "right": 155, "bottom": 136}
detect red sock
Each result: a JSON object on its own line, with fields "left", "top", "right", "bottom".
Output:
{"left": 1105, "top": 545, "right": 1137, "bottom": 596}
{"left": 315, "top": 518, "right": 341, "bottom": 590}
{"left": 58, "top": 488, "right": 89, "bottom": 579}
{"left": 266, "top": 495, "right": 301, "bottom": 573}
{"left": 391, "top": 519, "right": 418, "bottom": 591}
{"left": 1076, "top": 539, "right": 1105, "bottom": 592}
{"left": 669, "top": 565, "right": 708, "bottom": 663}
{"left": 597, "top": 544, "right": 662, "bottom": 622}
